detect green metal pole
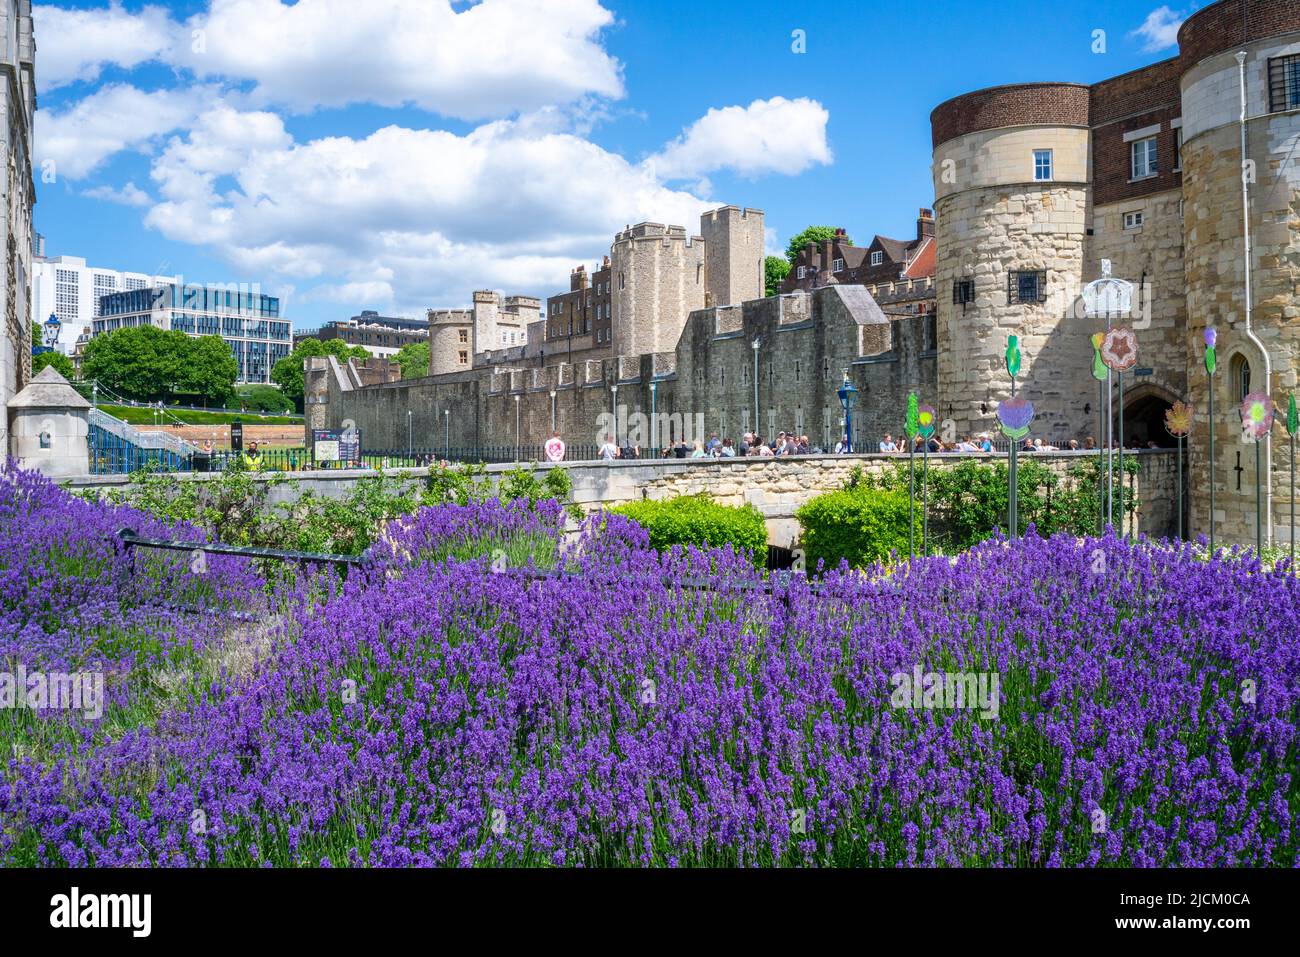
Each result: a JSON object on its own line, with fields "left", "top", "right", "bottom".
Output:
{"left": 1177, "top": 435, "right": 1184, "bottom": 541}
{"left": 922, "top": 444, "right": 929, "bottom": 556}
{"left": 1291, "top": 435, "right": 1296, "bottom": 570}
{"left": 1010, "top": 443, "right": 1018, "bottom": 542}
{"left": 1098, "top": 379, "right": 1105, "bottom": 535}
{"left": 1256, "top": 439, "right": 1263, "bottom": 556}
{"left": 1208, "top": 386, "right": 1216, "bottom": 554}
{"left": 908, "top": 444, "right": 916, "bottom": 559}
{"left": 1117, "top": 372, "right": 1125, "bottom": 538}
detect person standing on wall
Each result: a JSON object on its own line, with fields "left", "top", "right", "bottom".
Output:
{"left": 545, "top": 431, "right": 566, "bottom": 463}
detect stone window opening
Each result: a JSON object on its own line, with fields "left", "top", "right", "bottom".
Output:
{"left": 1007, "top": 270, "right": 1047, "bottom": 305}
{"left": 1130, "top": 136, "right": 1158, "bottom": 180}
{"left": 1231, "top": 354, "right": 1252, "bottom": 403}
{"left": 1268, "top": 54, "right": 1300, "bottom": 113}
{"left": 1033, "top": 149, "right": 1053, "bottom": 182}
{"left": 823, "top": 357, "right": 830, "bottom": 380}
{"left": 953, "top": 278, "right": 975, "bottom": 310}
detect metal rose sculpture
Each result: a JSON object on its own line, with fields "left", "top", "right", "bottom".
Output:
{"left": 918, "top": 404, "right": 937, "bottom": 439}
{"left": 997, "top": 396, "right": 1034, "bottom": 441}
{"left": 1100, "top": 326, "right": 1138, "bottom": 372}
{"left": 1241, "top": 392, "right": 1274, "bottom": 443}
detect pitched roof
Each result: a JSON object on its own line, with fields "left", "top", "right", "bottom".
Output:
{"left": 902, "top": 237, "right": 935, "bottom": 279}
{"left": 8, "top": 365, "right": 91, "bottom": 410}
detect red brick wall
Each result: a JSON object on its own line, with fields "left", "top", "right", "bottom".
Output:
{"left": 1090, "top": 59, "right": 1184, "bottom": 207}
{"left": 931, "top": 83, "right": 1090, "bottom": 148}
{"left": 1178, "top": 0, "right": 1300, "bottom": 67}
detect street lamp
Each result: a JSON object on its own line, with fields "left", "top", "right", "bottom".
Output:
{"left": 38, "top": 313, "right": 61, "bottom": 354}
{"left": 751, "top": 338, "right": 761, "bottom": 438}
{"left": 837, "top": 373, "right": 859, "bottom": 453}
{"left": 610, "top": 382, "right": 619, "bottom": 446}
{"left": 650, "top": 381, "right": 658, "bottom": 451}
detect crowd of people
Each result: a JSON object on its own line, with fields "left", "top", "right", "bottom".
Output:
{"left": 541, "top": 429, "right": 1165, "bottom": 463}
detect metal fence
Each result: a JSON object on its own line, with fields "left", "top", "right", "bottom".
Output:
{"left": 363, "top": 445, "right": 604, "bottom": 467}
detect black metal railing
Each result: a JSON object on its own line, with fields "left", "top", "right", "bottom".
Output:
{"left": 117, "top": 527, "right": 371, "bottom": 571}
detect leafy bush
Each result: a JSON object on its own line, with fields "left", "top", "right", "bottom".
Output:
{"left": 612, "top": 495, "right": 767, "bottom": 567}
{"left": 796, "top": 487, "right": 921, "bottom": 570}
{"left": 868, "top": 456, "right": 1140, "bottom": 553}
{"left": 228, "top": 384, "right": 295, "bottom": 414}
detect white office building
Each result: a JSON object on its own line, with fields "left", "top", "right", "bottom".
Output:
{"left": 31, "top": 255, "right": 177, "bottom": 354}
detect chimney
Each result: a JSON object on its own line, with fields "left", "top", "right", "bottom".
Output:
{"left": 917, "top": 208, "right": 935, "bottom": 241}
{"left": 570, "top": 264, "right": 588, "bottom": 292}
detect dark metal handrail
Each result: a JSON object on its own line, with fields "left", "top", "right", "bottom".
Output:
{"left": 117, "top": 527, "right": 372, "bottom": 570}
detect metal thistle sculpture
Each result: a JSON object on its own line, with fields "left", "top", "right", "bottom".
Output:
{"left": 1241, "top": 392, "right": 1274, "bottom": 556}
{"left": 1165, "top": 401, "right": 1193, "bottom": 541}
{"left": 1205, "top": 328, "right": 1217, "bottom": 553}
{"left": 1101, "top": 326, "right": 1138, "bottom": 537}
{"left": 905, "top": 392, "right": 920, "bottom": 559}
{"left": 918, "top": 403, "right": 937, "bottom": 557}
{"left": 1289, "top": 393, "right": 1298, "bottom": 570}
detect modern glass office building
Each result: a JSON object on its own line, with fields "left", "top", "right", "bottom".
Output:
{"left": 94, "top": 284, "right": 292, "bottom": 385}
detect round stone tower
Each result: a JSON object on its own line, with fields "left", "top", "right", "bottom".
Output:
{"left": 1178, "top": 0, "right": 1300, "bottom": 544}
{"left": 931, "top": 83, "right": 1092, "bottom": 440}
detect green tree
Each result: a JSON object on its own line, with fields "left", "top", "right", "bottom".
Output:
{"left": 764, "top": 256, "right": 791, "bottom": 297}
{"left": 82, "top": 326, "right": 188, "bottom": 401}
{"left": 32, "top": 351, "right": 76, "bottom": 380}
{"left": 271, "top": 337, "right": 370, "bottom": 409}
{"left": 394, "top": 340, "right": 430, "bottom": 380}
{"left": 175, "top": 335, "right": 239, "bottom": 405}
{"left": 784, "top": 226, "right": 850, "bottom": 265}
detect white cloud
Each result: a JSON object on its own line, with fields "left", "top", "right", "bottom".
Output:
{"left": 34, "top": 2, "right": 177, "bottom": 92}
{"left": 647, "top": 96, "right": 832, "bottom": 180}
{"left": 35, "top": 84, "right": 211, "bottom": 179}
{"left": 82, "top": 181, "right": 153, "bottom": 206}
{"left": 36, "top": 0, "right": 623, "bottom": 118}
{"left": 1131, "top": 6, "right": 1186, "bottom": 53}
{"left": 141, "top": 107, "right": 719, "bottom": 310}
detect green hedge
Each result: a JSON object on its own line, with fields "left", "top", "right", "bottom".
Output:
{"left": 795, "top": 487, "right": 921, "bottom": 571}
{"left": 612, "top": 495, "right": 768, "bottom": 567}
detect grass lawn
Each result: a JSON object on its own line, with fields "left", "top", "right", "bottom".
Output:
{"left": 100, "top": 404, "right": 303, "bottom": 426}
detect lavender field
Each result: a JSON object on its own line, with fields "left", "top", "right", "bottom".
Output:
{"left": 1, "top": 467, "right": 1296, "bottom": 867}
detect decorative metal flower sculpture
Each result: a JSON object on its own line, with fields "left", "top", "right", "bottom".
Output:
{"left": 918, "top": 404, "right": 937, "bottom": 439}
{"left": 1204, "top": 328, "right": 1217, "bottom": 376}
{"left": 1165, "top": 401, "right": 1193, "bottom": 438}
{"left": 1241, "top": 392, "right": 1274, "bottom": 442}
{"left": 1100, "top": 326, "right": 1138, "bottom": 372}
{"left": 997, "top": 396, "right": 1034, "bottom": 440}
{"left": 905, "top": 393, "right": 919, "bottom": 440}
{"left": 1090, "top": 332, "right": 1108, "bottom": 382}
{"left": 1006, "top": 335, "right": 1021, "bottom": 379}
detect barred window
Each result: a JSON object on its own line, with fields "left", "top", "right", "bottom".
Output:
{"left": 952, "top": 279, "right": 975, "bottom": 305}
{"left": 1008, "top": 270, "right": 1047, "bottom": 305}
{"left": 1269, "top": 54, "right": 1300, "bottom": 113}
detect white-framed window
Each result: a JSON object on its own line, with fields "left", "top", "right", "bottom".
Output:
{"left": 870, "top": 251, "right": 883, "bottom": 267}
{"left": 1033, "top": 149, "right": 1053, "bottom": 181}
{"left": 797, "top": 266, "right": 806, "bottom": 279}
{"left": 1131, "top": 137, "right": 1158, "bottom": 179}
{"left": 1123, "top": 210, "right": 1144, "bottom": 230}
{"left": 832, "top": 258, "right": 845, "bottom": 272}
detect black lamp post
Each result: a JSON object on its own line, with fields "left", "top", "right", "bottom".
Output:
{"left": 837, "top": 374, "right": 859, "bottom": 453}
{"left": 35, "top": 313, "right": 61, "bottom": 355}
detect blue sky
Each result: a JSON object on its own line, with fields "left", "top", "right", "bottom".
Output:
{"left": 33, "top": 0, "right": 1198, "bottom": 331}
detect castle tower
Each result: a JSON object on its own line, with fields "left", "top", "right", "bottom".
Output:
{"left": 930, "top": 83, "right": 1093, "bottom": 439}
{"left": 472, "top": 290, "right": 501, "bottom": 353}
{"left": 427, "top": 308, "right": 474, "bottom": 376}
{"left": 1178, "top": 0, "right": 1300, "bottom": 545}
{"left": 700, "top": 206, "right": 765, "bottom": 308}
{"left": 610, "top": 223, "right": 706, "bottom": 358}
